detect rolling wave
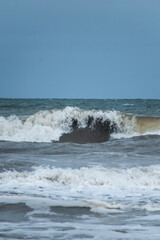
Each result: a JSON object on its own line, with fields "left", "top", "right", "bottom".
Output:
{"left": 0, "top": 107, "right": 160, "bottom": 143}
{"left": 1, "top": 165, "right": 160, "bottom": 190}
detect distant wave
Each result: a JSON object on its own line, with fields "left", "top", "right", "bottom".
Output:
{"left": 123, "top": 103, "right": 134, "bottom": 106}
{"left": 0, "top": 106, "right": 160, "bottom": 143}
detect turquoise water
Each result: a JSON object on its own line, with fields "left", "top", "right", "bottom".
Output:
{"left": 0, "top": 98, "right": 160, "bottom": 117}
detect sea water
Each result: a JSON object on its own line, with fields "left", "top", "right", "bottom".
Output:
{"left": 0, "top": 98, "right": 160, "bottom": 239}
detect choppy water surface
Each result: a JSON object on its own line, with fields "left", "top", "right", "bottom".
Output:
{"left": 0, "top": 99, "right": 160, "bottom": 240}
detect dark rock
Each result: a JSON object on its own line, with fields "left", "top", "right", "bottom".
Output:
{"left": 57, "top": 116, "right": 117, "bottom": 144}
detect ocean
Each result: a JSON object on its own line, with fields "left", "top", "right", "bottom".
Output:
{"left": 0, "top": 98, "right": 160, "bottom": 240}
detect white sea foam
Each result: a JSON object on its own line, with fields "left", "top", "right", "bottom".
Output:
{"left": 1, "top": 165, "right": 160, "bottom": 214}
{"left": 1, "top": 165, "right": 160, "bottom": 191}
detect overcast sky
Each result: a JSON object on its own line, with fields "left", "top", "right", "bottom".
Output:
{"left": 0, "top": 0, "right": 160, "bottom": 99}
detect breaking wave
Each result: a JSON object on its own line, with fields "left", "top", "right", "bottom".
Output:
{"left": 0, "top": 106, "right": 160, "bottom": 143}
{"left": 1, "top": 165, "right": 160, "bottom": 190}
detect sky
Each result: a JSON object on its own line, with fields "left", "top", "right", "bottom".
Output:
{"left": 0, "top": 0, "right": 160, "bottom": 99}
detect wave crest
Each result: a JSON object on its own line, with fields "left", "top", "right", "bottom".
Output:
{"left": 0, "top": 107, "right": 160, "bottom": 143}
